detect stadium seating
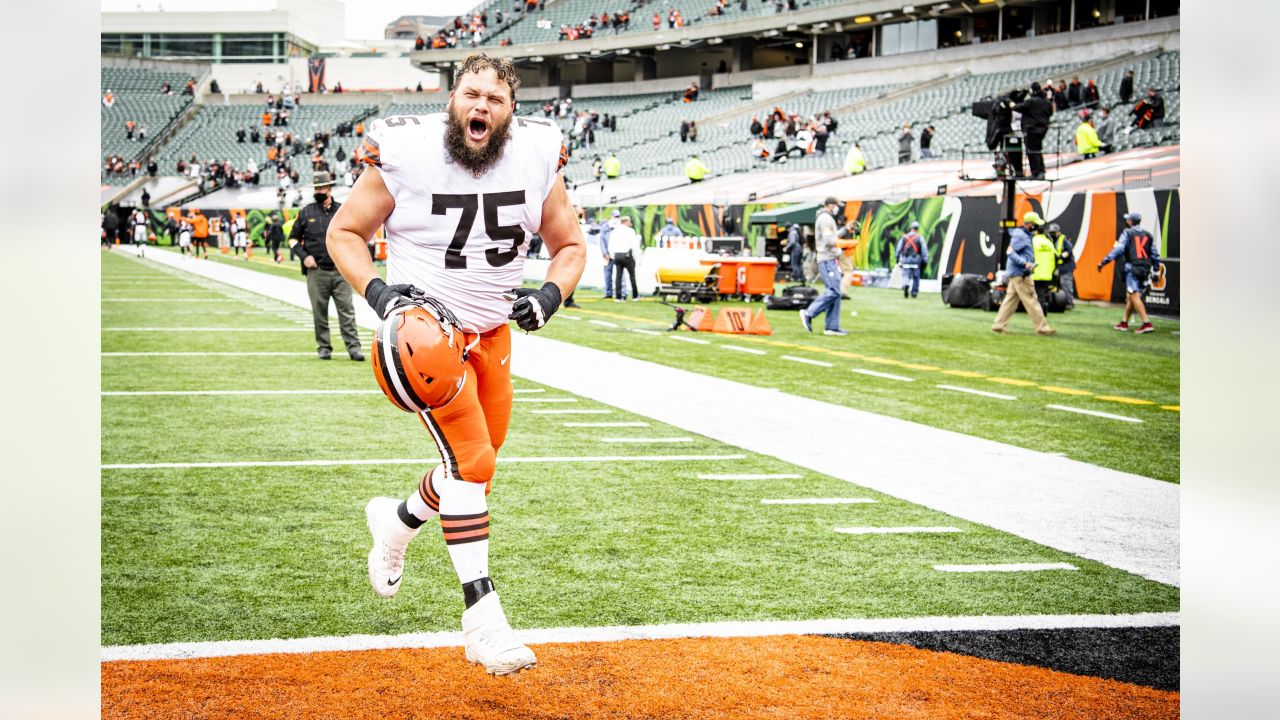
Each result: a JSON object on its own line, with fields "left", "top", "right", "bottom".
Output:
{"left": 101, "top": 66, "right": 194, "bottom": 184}
{"left": 151, "top": 102, "right": 377, "bottom": 188}
{"left": 1042, "top": 51, "right": 1181, "bottom": 154}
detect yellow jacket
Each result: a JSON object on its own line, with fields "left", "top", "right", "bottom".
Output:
{"left": 1032, "top": 232, "right": 1056, "bottom": 282}
{"left": 844, "top": 145, "right": 866, "bottom": 174}
{"left": 603, "top": 155, "right": 620, "bottom": 177}
{"left": 684, "top": 157, "right": 708, "bottom": 181}
{"left": 1075, "top": 121, "right": 1102, "bottom": 155}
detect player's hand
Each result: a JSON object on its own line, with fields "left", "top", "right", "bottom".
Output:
{"left": 364, "top": 278, "right": 426, "bottom": 320}
{"left": 505, "top": 283, "right": 562, "bottom": 332}
{"left": 303, "top": 255, "right": 318, "bottom": 269}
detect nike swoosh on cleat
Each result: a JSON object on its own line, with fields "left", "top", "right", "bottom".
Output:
{"left": 500, "top": 355, "right": 510, "bottom": 366}
{"left": 387, "top": 576, "right": 401, "bottom": 586}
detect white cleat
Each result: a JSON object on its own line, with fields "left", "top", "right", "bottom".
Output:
{"left": 365, "top": 497, "right": 419, "bottom": 598}
{"left": 462, "top": 592, "right": 537, "bottom": 676}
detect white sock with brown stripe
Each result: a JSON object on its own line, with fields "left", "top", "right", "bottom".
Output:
{"left": 401, "top": 465, "right": 443, "bottom": 527}
{"left": 437, "top": 476, "right": 490, "bottom": 585}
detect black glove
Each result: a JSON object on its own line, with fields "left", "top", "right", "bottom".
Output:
{"left": 506, "top": 282, "right": 562, "bottom": 332}
{"left": 364, "top": 277, "right": 426, "bottom": 320}
{"left": 1096, "top": 261, "right": 1104, "bottom": 271}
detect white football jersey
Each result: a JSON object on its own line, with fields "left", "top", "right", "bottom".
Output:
{"left": 363, "top": 113, "right": 565, "bottom": 332}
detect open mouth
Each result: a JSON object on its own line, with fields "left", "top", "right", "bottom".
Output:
{"left": 467, "top": 117, "right": 489, "bottom": 143}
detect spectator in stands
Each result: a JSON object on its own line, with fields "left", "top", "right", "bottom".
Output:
{"left": 1053, "top": 81, "right": 1070, "bottom": 112}
{"left": 774, "top": 0, "right": 785, "bottom": 13}
{"left": 237, "top": 127, "right": 247, "bottom": 143}
{"left": 750, "top": 137, "right": 771, "bottom": 163}
{"left": 184, "top": 78, "right": 196, "bottom": 96}
{"left": 684, "top": 154, "right": 709, "bottom": 183}
{"left": 1017, "top": 84, "right": 1053, "bottom": 179}
{"left": 263, "top": 110, "right": 273, "bottom": 128}
{"left": 1084, "top": 79, "right": 1100, "bottom": 108}
{"left": 813, "top": 122, "right": 829, "bottom": 158}
{"left": 125, "top": 120, "right": 136, "bottom": 141}
{"left": 688, "top": 121, "right": 698, "bottom": 142}
{"left": 1131, "top": 88, "right": 1165, "bottom": 129}
{"left": 683, "top": 83, "right": 699, "bottom": 103}
{"left": 103, "top": 89, "right": 115, "bottom": 108}
{"left": 750, "top": 116, "right": 763, "bottom": 138}
{"left": 1067, "top": 76, "right": 1082, "bottom": 107}
{"left": 919, "top": 125, "right": 935, "bottom": 159}
{"left": 992, "top": 211, "right": 1055, "bottom": 335}
{"left": 210, "top": 79, "right": 221, "bottom": 94}
{"left": 1093, "top": 106, "right": 1115, "bottom": 152}
{"left": 138, "top": 124, "right": 146, "bottom": 143}
{"left": 604, "top": 152, "right": 621, "bottom": 179}
{"left": 146, "top": 159, "right": 157, "bottom": 178}
{"left": 897, "top": 123, "right": 914, "bottom": 164}
{"left": 1119, "top": 69, "right": 1135, "bottom": 105}
{"left": 1075, "top": 112, "right": 1102, "bottom": 159}
{"left": 415, "top": 35, "right": 425, "bottom": 50}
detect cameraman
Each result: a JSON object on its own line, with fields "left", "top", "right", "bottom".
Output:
{"left": 983, "top": 92, "right": 1023, "bottom": 177}
{"left": 1016, "top": 83, "right": 1053, "bottom": 179}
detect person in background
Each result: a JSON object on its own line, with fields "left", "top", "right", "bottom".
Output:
{"left": 991, "top": 211, "right": 1055, "bottom": 335}
{"left": 1047, "top": 223, "right": 1076, "bottom": 310}
{"left": 265, "top": 212, "right": 285, "bottom": 263}
{"left": 657, "top": 217, "right": 683, "bottom": 240}
{"left": 1075, "top": 111, "right": 1102, "bottom": 160}
{"left": 800, "top": 197, "right": 856, "bottom": 336}
{"left": 101, "top": 206, "right": 119, "bottom": 249}
{"left": 688, "top": 120, "right": 698, "bottom": 142}
{"left": 1093, "top": 106, "right": 1116, "bottom": 153}
{"left": 785, "top": 223, "right": 804, "bottom": 282}
{"left": 607, "top": 216, "right": 642, "bottom": 302}
{"left": 919, "top": 126, "right": 935, "bottom": 159}
{"left": 896, "top": 221, "right": 928, "bottom": 299}
{"left": 844, "top": 142, "right": 866, "bottom": 175}
{"left": 188, "top": 208, "right": 210, "bottom": 258}
{"left": 603, "top": 152, "right": 620, "bottom": 179}
{"left": 599, "top": 210, "right": 618, "bottom": 298}
{"left": 897, "top": 123, "right": 914, "bottom": 164}
{"left": 1098, "top": 212, "right": 1159, "bottom": 334}
{"left": 1031, "top": 221, "right": 1057, "bottom": 315}
{"left": 1017, "top": 83, "right": 1053, "bottom": 180}
{"left": 679, "top": 119, "right": 690, "bottom": 142}
{"left": 1084, "top": 79, "right": 1100, "bottom": 108}
{"left": 1119, "top": 69, "right": 1135, "bottom": 105}
{"left": 289, "top": 171, "right": 363, "bottom": 361}
{"left": 684, "top": 154, "right": 708, "bottom": 182}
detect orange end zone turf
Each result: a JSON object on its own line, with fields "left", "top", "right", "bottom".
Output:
{"left": 102, "top": 635, "right": 1177, "bottom": 719}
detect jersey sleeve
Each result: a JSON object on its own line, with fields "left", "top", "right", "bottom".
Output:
{"left": 360, "top": 119, "right": 387, "bottom": 169}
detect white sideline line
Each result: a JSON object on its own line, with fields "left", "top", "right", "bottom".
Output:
{"left": 529, "top": 409, "right": 611, "bottom": 415}
{"left": 101, "top": 454, "right": 747, "bottom": 470}
{"left": 102, "top": 352, "right": 313, "bottom": 357}
{"left": 669, "top": 335, "right": 710, "bottom": 344}
{"left": 512, "top": 397, "right": 578, "bottom": 403}
{"left": 761, "top": 498, "right": 877, "bottom": 505}
{"left": 1047, "top": 404, "right": 1142, "bottom": 423}
{"left": 559, "top": 314, "right": 581, "bottom": 320}
{"left": 851, "top": 368, "right": 914, "bottom": 382}
{"left": 101, "top": 612, "right": 1181, "bottom": 662}
{"left": 835, "top": 526, "right": 963, "bottom": 535}
{"left": 629, "top": 328, "right": 661, "bottom": 336}
{"left": 937, "top": 384, "right": 1017, "bottom": 401}
{"left": 103, "top": 389, "right": 378, "bottom": 397}
{"left": 562, "top": 422, "right": 650, "bottom": 428}
{"left": 933, "top": 563, "right": 1078, "bottom": 573}
{"left": 512, "top": 389, "right": 545, "bottom": 394}
{"left": 102, "top": 327, "right": 316, "bottom": 332}
{"left": 600, "top": 437, "right": 694, "bottom": 444}
{"left": 698, "top": 473, "right": 802, "bottom": 480}
{"left": 782, "top": 355, "right": 833, "bottom": 368}
{"left": 721, "top": 345, "right": 767, "bottom": 355}
{"left": 101, "top": 298, "right": 221, "bottom": 302}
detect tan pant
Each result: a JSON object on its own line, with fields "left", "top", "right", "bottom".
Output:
{"left": 992, "top": 275, "right": 1052, "bottom": 333}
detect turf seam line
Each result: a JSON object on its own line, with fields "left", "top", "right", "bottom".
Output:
{"left": 100, "top": 612, "right": 1181, "bottom": 662}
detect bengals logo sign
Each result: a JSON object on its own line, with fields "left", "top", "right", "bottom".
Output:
{"left": 1150, "top": 262, "right": 1167, "bottom": 291}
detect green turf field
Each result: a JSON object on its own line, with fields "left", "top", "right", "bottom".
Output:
{"left": 101, "top": 250, "right": 1178, "bottom": 647}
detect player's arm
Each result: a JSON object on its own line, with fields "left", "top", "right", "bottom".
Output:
{"left": 507, "top": 172, "right": 586, "bottom": 332}
{"left": 327, "top": 166, "right": 423, "bottom": 319}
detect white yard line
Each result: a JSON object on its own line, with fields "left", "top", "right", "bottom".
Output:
{"left": 933, "top": 563, "right": 1078, "bottom": 573}
{"left": 101, "top": 612, "right": 1180, "bottom": 662}
{"left": 1047, "top": 404, "right": 1143, "bottom": 423}
{"left": 512, "top": 397, "right": 578, "bottom": 403}
{"left": 101, "top": 454, "right": 747, "bottom": 471}
{"left": 559, "top": 314, "right": 581, "bottom": 320}
{"left": 512, "top": 389, "right": 545, "bottom": 394}
{"left": 851, "top": 368, "right": 914, "bottom": 382}
{"left": 529, "top": 409, "right": 612, "bottom": 415}
{"left": 937, "top": 384, "right": 1017, "bottom": 401}
{"left": 782, "top": 355, "right": 834, "bottom": 368}
{"left": 134, "top": 246, "right": 1180, "bottom": 587}
{"left": 102, "top": 352, "right": 313, "bottom": 357}
{"left": 761, "top": 498, "right": 877, "bottom": 505}
{"left": 588, "top": 319, "right": 620, "bottom": 329}
{"left": 698, "top": 473, "right": 803, "bottom": 480}
{"left": 562, "top": 422, "right": 650, "bottom": 428}
{"left": 101, "top": 298, "right": 223, "bottom": 302}
{"left": 102, "top": 389, "right": 379, "bottom": 397}
{"left": 599, "top": 437, "right": 694, "bottom": 444}
{"left": 835, "top": 526, "right": 964, "bottom": 535}
{"left": 629, "top": 328, "right": 661, "bottom": 336}
{"left": 669, "top": 335, "right": 710, "bottom": 344}
{"left": 720, "top": 345, "right": 767, "bottom": 355}
{"left": 102, "top": 327, "right": 315, "bottom": 332}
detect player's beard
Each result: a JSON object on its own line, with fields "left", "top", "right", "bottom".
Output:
{"left": 444, "top": 103, "right": 512, "bottom": 177}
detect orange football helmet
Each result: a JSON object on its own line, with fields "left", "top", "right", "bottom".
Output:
{"left": 372, "top": 299, "right": 467, "bottom": 412}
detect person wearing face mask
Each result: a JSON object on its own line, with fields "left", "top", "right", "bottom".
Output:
{"left": 289, "top": 171, "right": 364, "bottom": 361}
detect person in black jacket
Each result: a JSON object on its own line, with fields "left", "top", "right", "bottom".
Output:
{"left": 984, "top": 95, "right": 1023, "bottom": 177}
{"left": 289, "top": 172, "right": 363, "bottom": 361}
{"left": 264, "top": 212, "right": 285, "bottom": 263}
{"left": 1016, "top": 83, "right": 1054, "bottom": 179}
{"left": 1119, "top": 69, "right": 1135, "bottom": 105}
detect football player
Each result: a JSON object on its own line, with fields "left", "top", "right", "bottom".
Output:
{"left": 231, "top": 212, "right": 249, "bottom": 258}
{"left": 327, "top": 53, "right": 585, "bottom": 676}
{"left": 130, "top": 207, "right": 149, "bottom": 257}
